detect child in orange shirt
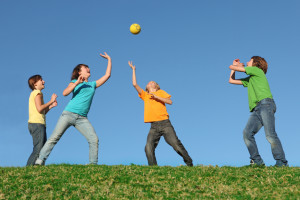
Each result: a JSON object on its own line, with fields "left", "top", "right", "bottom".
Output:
{"left": 129, "top": 61, "right": 193, "bottom": 166}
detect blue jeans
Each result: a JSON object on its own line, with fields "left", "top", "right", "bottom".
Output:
{"left": 38, "top": 111, "right": 99, "bottom": 164}
{"left": 145, "top": 119, "right": 193, "bottom": 166}
{"left": 27, "top": 123, "right": 47, "bottom": 166}
{"left": 243, "top": 98, "right": 288, "bottom": 166}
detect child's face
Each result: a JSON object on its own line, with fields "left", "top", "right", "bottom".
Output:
{"left": 79, "top": 66, "right": 91, "bottom": 80}
{"left": 34, "top": 79, "right": 45, "bottom": 90}
{"left": 146, "top": 81, "right": 157, "bottom": 91}
{"left": 247, "top": 59, "right": 254, "bottom": 67}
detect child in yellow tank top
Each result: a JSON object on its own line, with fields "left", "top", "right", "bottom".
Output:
{"left": 27, "top": 75, "right": 57, "bottom": 166}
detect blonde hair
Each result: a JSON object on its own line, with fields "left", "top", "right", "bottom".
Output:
{"left": 145, "top": 81, "right": 160, "bottom": 92}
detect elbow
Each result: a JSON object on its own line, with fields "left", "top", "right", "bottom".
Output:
{"left": 37, "top": 108, "right": 43, "bottom": 114}
{"left": 62, "top": 91, "right": 68, "bottom": 96}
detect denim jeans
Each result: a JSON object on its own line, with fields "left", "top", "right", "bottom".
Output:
{"left": 243, "top": 98, "right": 288, "bottom": 166}
{"left": 145, "top": 119, "right": 193, "bottom": 166}
{"left": 37, "top": 111, "right": 99, "bottom": 164}
{"left": 27, "top": 123, "right": 47, "bottom": 166}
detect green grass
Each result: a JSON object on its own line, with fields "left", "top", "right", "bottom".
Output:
{"left": 1, "top": 165, "right": 299, "bottom": 199}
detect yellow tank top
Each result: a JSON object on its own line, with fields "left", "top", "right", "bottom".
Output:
{"left": 28, "top": 90, "right": 46, "bottom": 125}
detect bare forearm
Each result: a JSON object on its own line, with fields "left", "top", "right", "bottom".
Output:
{"left": 155, "top": 96, "right": 172, "bottom": 105}
{"left": 63, "top": 83, "right": 77, "bottom": 96}
{"left": 229, "top": 65, "right": 246, "bottom": 72}
{"left": 132, "top": 69, "right": 137, "bottom": 86}
{"left": 106, "top": 58, "right": 112, "bottom": 76}
{"left": 36, "top": 100, "right": 54, "bottom": 113}
{"left": 96, "top": 58, "right": 112, "bottom": 88}
{"left": 102, "top": 58, "right": 112, "bottom": 81}
{"left": 229, "top": 70, "right": 235, "bottom": 81}
{"left": 229, "top": 70, "right": 243, "bottom": 85}
{"left": 132, "top": 69, "right": 143, "bottom": 94}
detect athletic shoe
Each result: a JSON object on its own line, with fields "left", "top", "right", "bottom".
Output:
{"left": 35, "top": 159, "right": 44, "bottom": 165}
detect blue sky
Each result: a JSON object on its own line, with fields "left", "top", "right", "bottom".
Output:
{"left": 1, "top": 0, "right": 299, "bottom": 167}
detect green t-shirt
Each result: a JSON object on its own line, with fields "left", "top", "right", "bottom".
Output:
{"left": 241, "top": 66, "right": 273, "bottom": 112}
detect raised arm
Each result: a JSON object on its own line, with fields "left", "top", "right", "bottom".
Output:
{"left": 128, "top": 61, "right": 143, "bottom": 94}
{"left": 35, "top": 93, "right": 57, "bottom": 114}
{"left": 96, "top": 52, "right": 112, "bottom": 88}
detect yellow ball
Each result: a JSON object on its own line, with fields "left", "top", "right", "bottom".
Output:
{"left": 130, "top": 24, "right": 141, "bottom": 35}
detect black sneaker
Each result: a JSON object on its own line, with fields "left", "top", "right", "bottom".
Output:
{"left": 250, "top": 159, "right": 265, "bottom": 166}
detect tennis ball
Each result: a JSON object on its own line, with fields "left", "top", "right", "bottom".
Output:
{"left": 130, "top": 24, "right": 141, "bottom": 34}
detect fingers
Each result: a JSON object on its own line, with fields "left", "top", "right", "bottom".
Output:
{"left": 78, "top": 75, "right": 85, "bottom": 82}
{"left": 100, "top": 52, "right": 109, "bottom": 58}
{"left": 128, "top": 61, "right": 135, "bottom": 69}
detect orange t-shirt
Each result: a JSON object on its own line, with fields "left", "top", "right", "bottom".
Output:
{"left": 139, "top": 89, "right": 171, "bottom": 123}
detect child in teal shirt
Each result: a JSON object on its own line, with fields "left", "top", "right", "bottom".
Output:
{"left": 229, "top": 56, "right": 288, "bottom": 166}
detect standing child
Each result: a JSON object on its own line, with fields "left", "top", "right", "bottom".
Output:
{"left": 229, "top": 56, "right": 288, "bottom": 166}
{"left": 35, "top": 52, "right": 111, "bottom": 165}
{"left": 27, "top": 75, "right": 57, "bottom": 166}
{"left": 128, "top": 61, "right": 193, "bottom": 166}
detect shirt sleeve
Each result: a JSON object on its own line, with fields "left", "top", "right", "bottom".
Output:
{"left": 91, "top": 81, "right": 96, "bottom": 88}
{"left": 240, "top": 76, "right": 250, "bottom": 87}
{"left": 138, "top": 90, "right": 147, "bottom": 100}
{"left": 32, "top": 90, "right": 42, "bottom": 97}
{"left": 245, "top": 67, "right": 260, "bottom": 76}
{"left": 157, "top": 90, "right": 171, "bottom": 98}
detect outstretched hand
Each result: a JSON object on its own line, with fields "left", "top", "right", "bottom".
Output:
{"left": 100, "top": 52, "right": 111, "bottom": 60}
{"left": 128, "top": 61, "right": 136, "bottom": 70}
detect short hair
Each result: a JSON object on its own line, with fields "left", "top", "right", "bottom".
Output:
{"left": 28, "top": 75, "right": 42, "bottom": 90}
{"left": 252, "top": 56, "right": 268, "bottom": 74}
{"left": 145, "top": 81, "right": 160, "bottom": 92}
{"left": 71, "top": 64, "right": 89, "bottom": 80}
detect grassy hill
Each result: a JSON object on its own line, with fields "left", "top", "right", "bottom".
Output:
{"left": 1, "top": 164, "right": 299, "bottom": 199}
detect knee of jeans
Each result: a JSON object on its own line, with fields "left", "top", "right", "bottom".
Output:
{"left": 266, "top": 134, "right": 278, "bottom": 144}
{"left": 243, "top": 129, "right": 251, "bottom": 140}
{"left": 48, "top": 135, "right": 60, "bottom": 143}
{"left": 145, "top": 143, "right": 152, "bottom": 154}
{"left": 88, "top": 135, "right": 99, "bottom": 144}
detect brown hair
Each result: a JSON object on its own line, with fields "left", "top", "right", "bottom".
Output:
{"left": 145, "top": 81, "right": 160, "bottom": 92}
{"left": 28, "top": 75, "right": 42, "bottom": 90}
{"left": 71, "top": 64, "right": 89, "bottom": 80}
{"left": 251, "top": 56, "right": 268, "bottom": 74}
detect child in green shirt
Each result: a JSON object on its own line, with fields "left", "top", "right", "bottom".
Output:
{"left": 228, "top": 56, "right": 288, "bottom": 166}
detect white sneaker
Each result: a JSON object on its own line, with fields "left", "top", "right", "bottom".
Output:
{"left": 35, "top": 159, "right": 44, "bottom": 165}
